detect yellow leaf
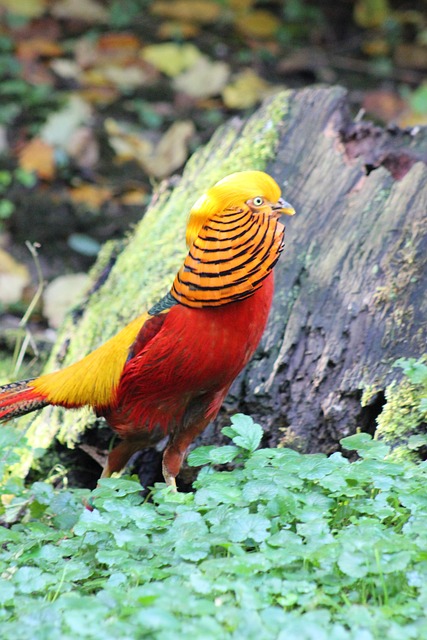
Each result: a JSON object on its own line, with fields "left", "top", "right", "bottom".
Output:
{"left": 105, "top": 118, "right": 152, "bottom": 164}
{"left": 157, "top": 20, "right": 200, "bottom": 40}
{"left": 229, "top": 0, "right": 254, "bottom": 10}
{"left": 120, "top": 189, "right": 148, "bottom": 206}
{"left": 104, "top": 118, "right": 195, "bottom": 178}
{"left": 151, "top": 0, "right": 221, "bottom": 24}
{"left": 142, "top": 42, "right": 202, "bottom": 77}
{"left": 237, "top": 10, "right": 281, "bottom": 39}
{"left": 19, "top": 138, "right": 55, "bottom": 181}
{"left": 0, "top": 0, "right": 47, "bottom": 17}
{"left": 173, "top": 56, "right": 230, "bottom": 98}
{"left": 142, "top": 120, "right": 195, "bottom": 178}
{"left": 397, "top": 111, "right": 427, "bottom": 128}
{"left": 0, "top": 249, "right": 30, "bottom": 306}
{"left": 51, "top": 0, "right": 109, "bottom": 23}
{"left": 354, "top": 0, "right": 390, "bottom": 28}
{"left": 362, "top": 38, "right": 390, "bottom": 57}
{"left": 68, "top": 184, "right": 112, "bottom": 208}
{"left": 222, "top": 68, "right": 272, "bottom": 109}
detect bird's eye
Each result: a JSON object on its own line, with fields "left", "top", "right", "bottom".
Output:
{"left": 253, "top": 197, "right": 263, "bottom": 206}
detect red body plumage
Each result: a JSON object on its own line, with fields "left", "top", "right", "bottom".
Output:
{"left": 105, "top": 274, "right": 274, "bottom": 435}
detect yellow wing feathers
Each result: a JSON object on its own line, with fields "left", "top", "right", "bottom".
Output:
{"left": 32, "top": 313, "right": 150, "bottom": 409}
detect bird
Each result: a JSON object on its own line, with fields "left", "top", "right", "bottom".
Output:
{"left": 0, "top": 171, "right": 295, "bottom": 490}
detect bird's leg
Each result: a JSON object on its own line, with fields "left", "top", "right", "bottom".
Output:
{"left": 162, "top": 419, "right": 210, "bottom": 491}
{"left": 162, "top": 461, "right": 177, "bottom": 492}
{"left": 161, "top": 442, "right": 185, "bottom": 491}
{"left": 101, "top": 438, "right": 146, "bottom": 478}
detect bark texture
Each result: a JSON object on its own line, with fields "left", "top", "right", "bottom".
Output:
{"left": 9, "top": 86, "right": 427, "bottom": 484}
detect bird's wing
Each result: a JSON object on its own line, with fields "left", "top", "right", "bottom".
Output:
{"left": 31, "top": 311, "right": 166, "bottom": 409}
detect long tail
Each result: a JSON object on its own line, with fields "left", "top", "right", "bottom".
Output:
{"left": 0, "top": 379, "right": 49, "bottom": 421}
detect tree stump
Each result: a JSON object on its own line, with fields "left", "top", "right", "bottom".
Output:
{"left": 10, "top": 86, "right": 427, "bottom": 485}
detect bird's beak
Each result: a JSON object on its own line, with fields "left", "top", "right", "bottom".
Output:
{"left": 273, "top": 197, "right": 295, "bottom": 217}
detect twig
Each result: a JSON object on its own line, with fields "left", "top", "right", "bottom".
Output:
{"left": 12, "top": 241, "right": 44, "bottom": 377}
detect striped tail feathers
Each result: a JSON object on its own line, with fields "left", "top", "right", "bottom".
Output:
{"left": 0, "top": 379, "right": 48, "bottom": 422}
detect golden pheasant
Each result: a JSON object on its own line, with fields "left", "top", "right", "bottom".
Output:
{"left": 0, "top": 171, "right": 294, "bottom": 488}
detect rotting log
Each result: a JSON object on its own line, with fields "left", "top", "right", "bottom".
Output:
{"left": 229, "top": 87, "right": 427, "bottom": 460}
{"left": 9, "top": 86, "right": 427, "bottom": 486}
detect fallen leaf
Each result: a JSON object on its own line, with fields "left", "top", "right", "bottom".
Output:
{"left": 16, "top": 38, "right": 63, "bottom": 62}
{"left": 397, "top": 83, "right": 427, "bottom": 127}
{"left": 68, "top": 184, "right": 112, "bottom": 209}
{"left": 40, "top": 95, "right": 92, "bottom": 148}
{"left": 361, "top": 38, "right": 390, "bottom": 57}
{"left": 353, "top": 0, "right": 390, "bottom": 28}
{"left": 0, "top": 0, "right": 47, "bottom": 17}
{"left": 77, "top": 86, "right": 120, "bottom": 106}
{"left": 102, "top": 65, "right": 152, "bottom": 89}
{"left": 0, "top": 249, "right": 30, "bottom": 306}
{"left": 142, "top": 120, "right": 195, "bottom": 178}
{"left": 120, "top": 189, "right": 148, "bottom": 206}
{"left": 397, "top": 110, "right": 427, "bottom": 127}
{"left": 230, "top": 0, "right": 254, "bottom": 10}
{"left": 157, "top": 20, "right": 200, "bottom": 40}
{"left": 222, "top": 68, "right": 272, "bottom": 109}
{"left": 50, "top": 58, "right": 82, "bottom": 80}
{"left": 96, "top": 33, "right": 141, "bottom": 59}
{"left": 67, "top": 234, "right": 101, "bottom": 257}
{"left": 43, "top": 273, "right": 90, "bottom": 329}
{"left": 105, "top": 118, "right": 195, "bottom": 178}
{"left": 151, "top": 0, "right": 221, "bottom": 24}
{"left": 51, "top": 0, "right": 109, "bottom": 23}
{"left": 236, "top": 9, "right": 281, "bottom": 39}
{"left": 395, "top": 44, "right": 427, "bottom": 70}
{"left": 105, "top": 118, "right": 152, "bottom": 164}
{"left": 362, "top": 90, "right": 406, "bottom": 122}
{"left": 19, "top": 138, "right": 55, "bottom": 181}
{"left": 142, "top": 42, "right": 202, "bottom": 77}
{"left": 173, "top": 56, "right": 230, "bottom": 98}
{"left": 66, "top": 127, "right": 99, "bottom": 170}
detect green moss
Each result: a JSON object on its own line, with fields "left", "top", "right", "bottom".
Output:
{"left": 11, "top": 91, "right": 292, "bottom": 475}
{"left": 376, "top": 359, "right": 427, "bottom": 461}
{"left": 361, "top": 383, "right": 382, "bottom": 407}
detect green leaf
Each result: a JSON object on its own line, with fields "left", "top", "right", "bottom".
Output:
{"left": 407, "top": 434, "right": 427, "bottom": 450}
{"left": 338, "top": 550, "right": 369, "bottom": 579}
{"left": 208, "top": 445, "right": 240, "bottom": 464}
{"left": 340, "top": 433, "right": 390, "bottom": 458}
{"left": 222, "top": 414, "right": 263, "bottom": 451}
{"left": 394, "top": 358, "right": 427, "bottom": 385}
{"left": 187, "top": 446, "right": 217, "bottom": 466}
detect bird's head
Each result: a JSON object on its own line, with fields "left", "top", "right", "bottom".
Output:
{"left": 185, "top": 170, "right": 295, "bottom": 247}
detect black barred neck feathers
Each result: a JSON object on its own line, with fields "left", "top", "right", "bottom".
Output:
{"left": 171, "top": 205, "right": 285, "bottom": 308}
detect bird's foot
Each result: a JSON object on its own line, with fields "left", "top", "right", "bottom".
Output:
{"left": 162, "top": 469, "right": 177, "bottom": 493}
